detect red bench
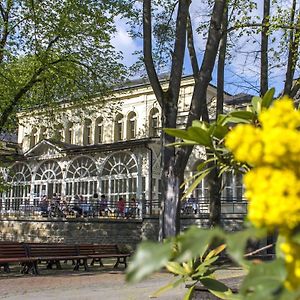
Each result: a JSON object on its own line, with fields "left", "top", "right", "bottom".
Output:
{"left": 26, "top": 243, "right": 88, "bottom": 271}
{"left": 0, "top": 243, "right": 38, "bottom": 274}
{"left": 78, "top": 244, "right": 130, "bottom": 268}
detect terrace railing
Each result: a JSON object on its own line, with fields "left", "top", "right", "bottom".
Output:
{"left": 0, "top": 197, "right": 247, "bottom": 220}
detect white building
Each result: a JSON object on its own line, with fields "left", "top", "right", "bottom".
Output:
{"left": 0, "top": 76, "right": 246, "bottom": 214}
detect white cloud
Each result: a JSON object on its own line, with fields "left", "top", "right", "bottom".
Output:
{"left": 112, "top": 17, "right": 141, "bottom": 67}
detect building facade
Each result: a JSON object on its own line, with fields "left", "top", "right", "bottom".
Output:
{"left": 0, "top": 76, "right": 246, "bottom": 214}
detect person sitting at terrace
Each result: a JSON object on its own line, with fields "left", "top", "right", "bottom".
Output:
{"left": 116, "top": 197, "right": 125, "bottom": 217}
{"left": 126, "top": 197, "right": 137, "bottom": 218}
{"left": 99, "top": 194, "right": 108, "bottom": 216}
{"left": 39, "top": 195, "right": 49, "bottom": 216}
{"left": 72, "top": 194, "right": 83, "bottom": 217}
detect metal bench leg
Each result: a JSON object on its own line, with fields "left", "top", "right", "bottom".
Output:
{"left": 73, "top": 260, "right": 80, "bottom": 271}
{"left": 113, "top": 258, "right": 120, "bottom": 268}
{"left": 99, "top": 258, "right": 104, "bottom": 267}
{"left": 3, "top": 263, "right": 10, "bottom": 273}
{"left": 55, "top": 260, "right": 62, "bottom": 270}
{"left": 83, "top": 259, "right": 89, "bottom": 271}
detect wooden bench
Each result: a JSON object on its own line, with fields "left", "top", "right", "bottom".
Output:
{"left": 0, "top": 243, "right": 38, "bottom": 274}
{"left": 26, "top": 243, "right": 88, "bottom": 271}
{"left": 78, "top": 244, "right": 130, "bottom": 268}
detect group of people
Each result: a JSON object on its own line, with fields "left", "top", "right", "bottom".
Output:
{"left": 38, "top": 193, "right": 138, "bottom": 218}
{"left": 94, "top": 194, "right": 138, "bottom": 218}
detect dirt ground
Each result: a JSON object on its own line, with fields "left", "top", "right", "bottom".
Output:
{"left": 0, "top": 263, "right": 244, "bottom": 300}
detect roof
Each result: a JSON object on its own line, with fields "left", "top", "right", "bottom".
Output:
{"left": 24, "top": 138, "right": 160, "bottom": 159}
{"left": 0, "top": 132, "right": 18, "bottom": 143}
{"left": 224, "top": 93, "right": 253, "bottom": 105}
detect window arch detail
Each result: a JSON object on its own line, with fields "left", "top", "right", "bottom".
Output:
{"left": 127, "top": 111, "right": 136, "bottom": 140}
{"left": 66, "top": 156, "right": 98, "bottom": 201}
{"left": 101, "top": 152, "right": 138, "bottom": 202}
{"left": 149, "top": 108, "right": 160, "bottom": 137}
{"left": 30, "top": 128, "right": 38, "bottom": 148}
{"left": 114, "top": 113, "right": 124, "bottom": 141}
{"left": 83, "top": 118, "right": 92, "bottom": 145}
{"left": 95, "top": 117, "right": 103, "bottom": 144}
{"left": 6, "top": 163, "right": 31, "bottom": 211}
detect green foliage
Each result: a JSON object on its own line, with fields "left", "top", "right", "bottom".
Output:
{"left": 127, "top": 90, "right": 300, "bottom": 299}
{"left": 0, "top": 0, "right": 131, "bottom": 131}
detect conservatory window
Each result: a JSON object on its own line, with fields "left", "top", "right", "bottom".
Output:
{"left": 127, "top": 112, "right": 136, "bottom": 139}
{"left": 101, "top": 152, "right": 138, "bottom": 203}
{"left": 34, "top": 160, "right": 63, "bottom": 203}
{"left": 66, "top": 156, "right": 98, "bottom": 201}
{"left": 6, "top": 163, "right": 31, "bottom": 211}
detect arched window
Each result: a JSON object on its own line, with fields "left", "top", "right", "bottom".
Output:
{"left": 30, "top": 128, "right": 38, "bottom": 148}
{"left": 83, "top": 118, "right": 92, "bottom": 145}
{"left": 101, "top": 152, "right": 138, "bottom": 203}
{"left": 127, "top": 112, "right": 136, "bottom": 140}
{"left": 65, "top": 122, "right": 74, "bottom": 144}
{"left": 114, "top": 113, "right": 124, "bottom": 141}
{"left": 95, "top": 117, "right": 103, "bottom": 144}
{"left": 149, "top": 108, "right": 160, "bottom": 137}
{"left": 34, "top": 160, "right": 63, "bottom": 203}
{"left": 66, "top": 156, "right": 98, "bottom": 201}
{"left": 52, "top": 124, "right": 63, "bottom": 142}
{"left": 6, "top": 163, "right": 31, "bottom": 211}
{"left": 39, "top": 126, "right": 47, "bottom": 141}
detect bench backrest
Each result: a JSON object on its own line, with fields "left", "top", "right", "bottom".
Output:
{"left": 78, "top": 244, "right": 120, "bottom": 255}
{"left": 0, "top": 243, "right": 28, "bottom": 258}
{"left": 26, "top": 243, "right": 79, "bottom": 257}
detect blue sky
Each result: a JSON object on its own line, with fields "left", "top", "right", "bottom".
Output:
{"left": 112, "top": 1, "right": 298, "bottom": 97}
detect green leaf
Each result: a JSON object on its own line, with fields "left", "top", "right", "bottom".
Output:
{"left": 251, "top": 96, "right": 262, "bottom": 114}
{"left": 229, "top": 111, "right": 255, "bottom": 120}
{"left": 200, "top": 277, "right": 230, "bottom": 293}
{"left": 126, "top": 241, "right": 172, "bottom": 283}
{"left": 183, "top": 168, "right": 213, "bottom": 199}
{"left": 176, "top": 227, "right": 224, "bottom": 262}
{"left": 240, "top": 258, "right": 286, "bottom": 297}
{"left": 187, "top": 127, "right": 212, "bottom": 147}
{"left": 192, "top": 120, "right": 209, "bottom": 130}
{"left": 166, "top": 261, "right": 187, "bottom": 276}
{"left": 183, "top": 285, "right": 195, "bottom": 300}
{"left": 164, "top": 128, "right": 192, "bottom": 140}
{"left": 261, "top": 88, "right": 275, "bottom": 108}
{"left": 224, "top": 116, "right": 253, "bottom": 124}
{"left": 205, "top": 244, "right": 226, "bottom": 260}
{"left": 208, "top": 123, "right": 229, "bottom": 140}
{"left": 150, "top": 277, "right": 185, "bottom": 298}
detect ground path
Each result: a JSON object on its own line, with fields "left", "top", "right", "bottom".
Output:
{"left": 0, "top": 265, "right": 244, "bottom": 299}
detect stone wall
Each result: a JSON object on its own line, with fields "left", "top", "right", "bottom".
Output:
{"left": 0, "top": 215, "right": 244, "bottom": 251}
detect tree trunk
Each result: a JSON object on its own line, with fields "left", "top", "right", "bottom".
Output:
{"left": 216, "top": 3, "right": 228, "bottom": 116}
{"left": 260, "top": 0, "right": 270, "bottom": 96}
{"left": 284, "top": 0, "right": 300, "bottom": 95}
{"left": 208, "top": 166, "right": 222, "bottom": 227}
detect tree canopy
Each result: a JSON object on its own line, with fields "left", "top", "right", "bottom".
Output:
{"left": 0, "top": 0, "right": 130, "bottom": 132}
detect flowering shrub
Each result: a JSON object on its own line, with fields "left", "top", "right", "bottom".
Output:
{"left": 127, "top": 92, "right": 300, "bottom": 299}
{"left": 226, "top": 97, "right": 300, "bottom": 290}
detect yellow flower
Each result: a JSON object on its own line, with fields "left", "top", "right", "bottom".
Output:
{"left": 244, "top": 167, "right": 300, "bottom": 231}
{"left": 225, "top": 124, "right": 263, "bottom": 165}
{"left": 259, "top": 96, "right": 300, "bottom": 130}
{"left": 280, "top": 240, "right": 300, "bottom": 290}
